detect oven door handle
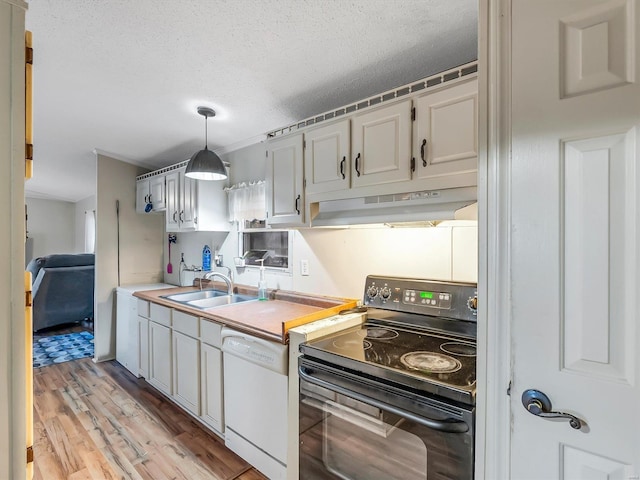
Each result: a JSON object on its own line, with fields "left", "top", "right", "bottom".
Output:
{"left": 299, "top": 366, "right": 469, "bottom": 434}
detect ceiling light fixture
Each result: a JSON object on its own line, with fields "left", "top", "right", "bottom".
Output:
{"left": 185, "top": 106, "right": 227, "bottom": 181}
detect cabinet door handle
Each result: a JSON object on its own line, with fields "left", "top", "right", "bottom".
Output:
{"left": 411, "top": 157, "right": 416, "bottom": 173}
{"left": 355, "top": 153, "right": 361, "bottom": 177}
{"left": 295, "top": 195, "right": 301, "bottom": 215}
{"left": 144, "top": 194, "right": 149, "bottom": 203}
{"left": 179, "top": 210, "right": 184, "bottom": 222}
{"left": 172, "top": 211, "right": 177, "bottom": 222}
{"left": 340, "top": 156, "right": 346, "bottom": 179}
{"left": 421, "top": 139, "right": 427, "bottom": 166}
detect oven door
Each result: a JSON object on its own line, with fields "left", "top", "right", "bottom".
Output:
{"left": 299, "top": 357, "right": 474, "bottom": 480}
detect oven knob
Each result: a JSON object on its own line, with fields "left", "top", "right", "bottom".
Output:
{"left": 366, "top": 285, "right": 378, "bottom": 300}
{"left": 379, "top": 286, "right": 391, "bottom": 302}
{"left": 467, "top": 296, "right": 478, "bottom": 312}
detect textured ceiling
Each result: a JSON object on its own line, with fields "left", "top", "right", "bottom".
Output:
{"left": 25, "top": 0, "right": 477, "bottom": 202}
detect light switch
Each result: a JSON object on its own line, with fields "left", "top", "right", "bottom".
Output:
{"left": 300, "top": 259, "right": 309, "bottom": 276}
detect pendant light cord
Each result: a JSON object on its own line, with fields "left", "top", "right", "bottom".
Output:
{"left": 204, "top": 114, "right": 208, "bottom": 149}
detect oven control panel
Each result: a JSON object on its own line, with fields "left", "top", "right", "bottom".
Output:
{"left": 364, "top": 275, "right": 477, "bottom": 322}
{"left": 403, "top": 289, "right": 452, "bottom": 309}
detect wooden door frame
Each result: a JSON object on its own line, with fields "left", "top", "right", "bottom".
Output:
{"left": 475, "top": 0, "right": 512, "bottom": 478}
{"left": 2, "top": 1, "right": 28, "bottom": 479}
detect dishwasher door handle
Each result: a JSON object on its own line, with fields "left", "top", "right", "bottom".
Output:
{"left": 299, "top": 366, "right": 469, "bottom": 433}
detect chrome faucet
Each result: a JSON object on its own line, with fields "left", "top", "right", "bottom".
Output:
{"left": 216, "top": 265, "right": 233, "bottom": 283}
{"left": 201, "top": 271, "right": 233, "bottom": 294}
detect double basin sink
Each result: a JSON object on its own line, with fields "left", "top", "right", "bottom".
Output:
{"left": 161, "top": 289, "right": 258, "bottom": 310}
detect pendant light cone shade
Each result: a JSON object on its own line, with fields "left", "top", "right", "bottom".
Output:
{"left": 185, "top": 106, "right": 228, "bottom": 181}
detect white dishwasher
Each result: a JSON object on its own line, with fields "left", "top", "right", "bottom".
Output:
{"left": 221, "top": 327, "right": 289, "bottom": 480}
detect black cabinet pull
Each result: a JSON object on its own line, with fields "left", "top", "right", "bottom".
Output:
{"left": 295, "top": 194, "right": 301, "bottom": 215}
{"left": 421, "top": 139, "right": 427, "bottom": 166}
{"left": 340, "top": 156, "right": 346, "bottom": 179}
{"left": 521, "top": 389, "right": 583, "bottom": 430}
{"left": 355, "top": 153, "right": 361, "bottom": 177}
{"left": 411, "top": 157, "right": 416, "bottom": 173}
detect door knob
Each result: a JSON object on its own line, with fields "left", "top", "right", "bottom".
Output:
{"left": 521, "top": 389, "right": 582, "bottom": 430}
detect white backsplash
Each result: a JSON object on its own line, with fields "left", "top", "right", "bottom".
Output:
{"left": 164, "top": 223, "right": 477, "bottom": 300}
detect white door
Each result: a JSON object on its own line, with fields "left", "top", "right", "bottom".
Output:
{"left": 510, "top": 0, "right": 640, "bottom": 477}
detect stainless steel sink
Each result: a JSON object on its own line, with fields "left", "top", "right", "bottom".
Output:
{"left": 162, "top": 289, "right": 228, "bottom": 302}
{"left": 161, "top": 289, "right": 258, "bottom": 310}
{"left": 187, "top": 294, "right": 258, "bottom": 309}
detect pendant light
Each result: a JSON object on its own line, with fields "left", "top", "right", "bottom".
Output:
{"left": 185, "top": 106, "right": 227, "bottom": 181}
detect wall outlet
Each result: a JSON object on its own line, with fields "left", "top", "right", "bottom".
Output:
{"left": 300, "top": 259, "right": 310, "bottom": 276}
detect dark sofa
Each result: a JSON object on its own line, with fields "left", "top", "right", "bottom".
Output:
{"left": 26, "top": 253, "right": 95, "bottom": 332}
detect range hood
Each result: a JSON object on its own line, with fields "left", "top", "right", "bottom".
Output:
{"left": 309, "top": 186, "right": 477, "bottom": 227}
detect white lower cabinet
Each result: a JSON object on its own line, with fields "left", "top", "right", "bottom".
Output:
{"left": 200, "top": 342, "right": 223, "bottom": 433}
{"left": 138, "top": 316, "right": 149, "bottom": 379}
{"left": 115, "top": 290, "right": 139, "bottom": 375}
{"left": 173, "top": 330, "right": 200, "bottom": 415}
{"left": 200, "top": 319, "right": 224, "bottom": 433}
{"left": 148, "top": 320, "right": 172, "bottom": 396}
{"left": 138, "top": 304, "right": 225, "bottom": 436}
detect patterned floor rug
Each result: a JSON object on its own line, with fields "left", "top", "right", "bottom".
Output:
{"left": 33, "top": 331, "right": 94, "bottom": 368}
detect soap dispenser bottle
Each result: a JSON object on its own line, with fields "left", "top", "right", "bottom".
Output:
{"left": 257, "top": 259, "right": 268, "bottom": 301}
{"left": 202, "top": 245, "right": 211, "bottom": 271}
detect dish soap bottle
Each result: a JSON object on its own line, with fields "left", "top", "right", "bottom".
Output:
{"left": 202, "top": 245, "right": 211, "bottom": 271}
{"left": 257, "top": 259, "right": 268, "bottom": 301}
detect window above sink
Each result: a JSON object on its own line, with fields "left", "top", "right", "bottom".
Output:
{"left": 240, "top": 230, "right": 290, "bottom": 270}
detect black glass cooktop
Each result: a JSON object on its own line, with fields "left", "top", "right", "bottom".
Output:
{"left": 300, "top": 320, "right": 477, "bottom": 405}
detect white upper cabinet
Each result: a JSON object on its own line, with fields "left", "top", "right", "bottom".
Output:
{"left": 165, "top": 168, "right": 229, "bottom": 232}
{"left": 304, "top": 119, "right": 350, "bottom": 195}
{"left": 165, "top": 171, "right": 180, "bottom": 230}
{"left": 413, "top": 78, "right": 478, "bottom": 186}
{"left": 266, "top": 66, "right": 478, "bottom": 223}
{"left": 351, "top": 100, "right": 413, "bottom": 190}
{"left": 180, "top": 174, "right": 197, "bottom": 230}
{"left": 136, "top": 175, "right": 166, "bottom": 213}
{"left": 266, "top": 133, "right": 305, "bottom": 226}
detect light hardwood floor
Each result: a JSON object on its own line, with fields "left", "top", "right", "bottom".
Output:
{"left": 33, "top": 354, "right": 268, "bottom": 480}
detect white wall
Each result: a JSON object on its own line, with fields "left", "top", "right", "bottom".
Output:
{"left": 163, "top": 230, "right": 231, "bottom": 286}
{"left": 74, "top": 195, "right": 96, "bottom": 253}
{"left": 95, "top": 153, "right": 164, "bottom": 362}
{"left": 25, "top": 197, "right": 76, "bottom": 257}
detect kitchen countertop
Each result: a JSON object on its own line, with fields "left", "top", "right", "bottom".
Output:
{"left": 133, "top": 281, "right": 358, "bottom": 344}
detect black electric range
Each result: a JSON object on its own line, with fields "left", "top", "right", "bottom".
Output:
{"left": 300, "top": 275, "right": 478, "bottom": 405}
